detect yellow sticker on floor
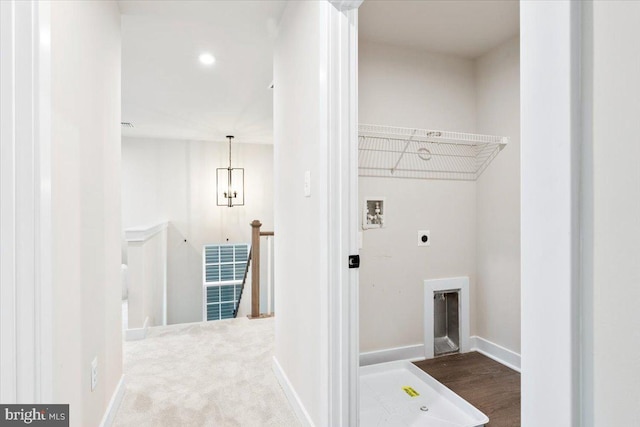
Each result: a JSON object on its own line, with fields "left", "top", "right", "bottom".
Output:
{"left": 402, "top": 386, "right": 420, "bottom": 397}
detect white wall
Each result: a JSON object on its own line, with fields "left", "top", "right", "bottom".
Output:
{"left": 125, "top": 224, "right": 167, "bottom": 328}
{"left": 589, "top": 1, "right": 640, "bottom": 424}
{"left": 121, "top": 137, "right": 273, "bottom": 324}
{"left": 273, "top": 1, "right": 334, "bottom": 424}
{"left": 358, "top": 41, "right": 478, "bottom": 352}
{"left": 475, "top": 37, "right": 521, "bottom": 354}
{"left": 50, "top": 1, "right": 122, "bottom": 426}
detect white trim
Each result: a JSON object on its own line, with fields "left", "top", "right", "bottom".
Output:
{"left": 359, "top": 344, "right": 425, "bottom": 366}
{"left": 34, "top": 0, "right": 53, "bottom": 403}
{"left": 329, "top": 1, "right": 364, "bottom": 12}
{"left": 272, "top": 357, "right": 315, "bottom": 427}
{"left": 124, "top": 221, "right": 168, "bottom": 243}
{"left": 98, "top": 375, "right": 126, "bottom": 427}
{"left": 424, "top": 277, "right": 471, "bottom": 359}
{"left": 521, "top": 2, "right": 582, "bottom": 425}
{"left": 326, "top": 3, "right": 360, "bottom": 426}
{"left": 470, "top": 336, "right": 521, "bottom": 373}
{"left": 0, "top": 0, "right": 52, "bottom": 404}
{"left": 125, "top": 316, "right": 149, "bottom": 341}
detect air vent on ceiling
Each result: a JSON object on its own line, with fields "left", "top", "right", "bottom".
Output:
{"left": 121, "top": 122, "right": 134, "bottom": 128}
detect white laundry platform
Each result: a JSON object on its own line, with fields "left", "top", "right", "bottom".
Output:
{"left": 360, "top": 361, "right": 489, "bottom": 427}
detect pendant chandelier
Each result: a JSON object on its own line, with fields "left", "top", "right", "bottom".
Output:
{"left": 216, "top": 135, "right": 244, "bottom": 207}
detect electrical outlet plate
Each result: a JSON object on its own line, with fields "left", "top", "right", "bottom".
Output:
{"left": 91, "top": 357, "right": 98, "bottom": 391}
{"left": 418, "top": 230, "right": 430, "bottom": 247}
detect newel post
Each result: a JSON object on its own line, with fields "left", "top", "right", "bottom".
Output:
{"left": 250, "top": 220, "right": 261, "bottom": 318}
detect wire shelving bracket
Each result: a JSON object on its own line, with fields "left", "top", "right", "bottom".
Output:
{"left": 358, "top": 124, "right": 509, "bottom": 181}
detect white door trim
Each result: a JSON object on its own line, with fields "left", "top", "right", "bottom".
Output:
{"left": 326, "top": 1, "right": 361, "bottom": 425}
{"left": 0, "top": 0, "right": 52, "bottom": 404}
{"left": 521, "top": 1, "right": 583, "bottom": 424}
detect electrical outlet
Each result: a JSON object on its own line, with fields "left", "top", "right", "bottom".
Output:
{"left": 418, "top": 230, "right": 430, "bottom": 247}
{"left": 91, "top": 357, "right": 98, "bottom": 391}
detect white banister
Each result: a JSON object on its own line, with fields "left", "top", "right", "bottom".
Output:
{"left": 267, "top": 235, "right": 273, "bottom": 315}
{"left": 124, "top": 221, "right": 168, "bottom": 338}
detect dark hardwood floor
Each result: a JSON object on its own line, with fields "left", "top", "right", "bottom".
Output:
{"left": 414, "top": 351, "right": 520, "bottom": 427}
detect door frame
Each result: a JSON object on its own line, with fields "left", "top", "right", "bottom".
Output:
{"left": 333, "top": 0, "right": 585, "bottom": 425}
{"left": 0, "top": 0, "right": 53, "bottom": 404}
{"left": 326, "top": 1, "right": 362, "bottom": 425}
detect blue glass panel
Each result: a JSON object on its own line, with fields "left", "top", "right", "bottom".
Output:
{"left": 220, "top": 264, "right": 234, "bottom": 281}
{"left": 207, "top": 304, "right": 220, "bottom": 321}
{"left": 220, "top": 302, "right": 235, "bottom": 319}
{"left": 205, "top": 265, "right": 220, "bottom": 282}
{"left": 220, "top": 246, "right": 234, "bottom": 263}
{"left": 235, "top": 245, "right": 249, "bottom": 261}
{"left": 205, "top": 246, "right": 220, "bottom": 264}
{"left": 206, "top": 287, "right": 220, "bottom": 304}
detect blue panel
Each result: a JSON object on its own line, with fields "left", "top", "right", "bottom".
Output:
{"left": 220, "top": 264, "right": 234, "bottom": 282}
{"left": 235, "top": 262, "right": 247, "bottom": 279}
{"left": 220, "top": 246, "right": 234, "bottom": 263}
{"left": 205, "top": 265, "right": 220, "bottom": 282}
{"left": 205, "top": 246, "right": 220, "bottom": 264}
{"left": 220, "top": 285, "right": 236, "bottom": 301}
{"left": 206, "top": 286, "right": 220, "bottom": 304}
{"left": 220, "top": 302, "right": 235, "bottom": 319}
{"left": 235, "top": 245, "right": 249, "bottom": 262}
{"left": 207, "top": 304, "right": 220, "bottom": 321}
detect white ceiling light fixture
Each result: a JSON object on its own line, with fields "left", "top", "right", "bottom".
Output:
{"left": 217, "top": 135, "right": 245, "bottom": 207}
{"left": 198, "top": 52, "right": 216, "bottom": 66}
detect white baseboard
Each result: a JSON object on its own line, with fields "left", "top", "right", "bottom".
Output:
{"left": 125, "top": 316, "right": 149, "bottom": 341}
{"left": 272, "top": 356, "right": 315, "bottom": 427}
{"left": 359, "top": 344, "right": 425, "bottom": 366}
{"left": 99, "top": 375, "right": 126, "bottom": 427}
{"left": 470, "top": 336, "right": 521, "bottom": 372}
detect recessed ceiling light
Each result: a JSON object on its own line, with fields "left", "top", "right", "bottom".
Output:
{"left": 199, "top": 53, "right": 215, "bottom": 66}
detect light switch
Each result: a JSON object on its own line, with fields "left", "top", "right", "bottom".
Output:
{"left": 304, "top": 170, "right": 311, "bottom": 197}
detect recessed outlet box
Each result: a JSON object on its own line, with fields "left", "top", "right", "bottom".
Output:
{"left": 418, "top": 230, "right": 430, "bottom": 247}
{"left": 91, "top": 357, "right": 98, "bottom": 391}
{"left": 363, "top": 198, "right": 385, "bottom": 229}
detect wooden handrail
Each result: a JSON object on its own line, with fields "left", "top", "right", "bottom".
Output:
{"left": 250, "top": 220, "right": 274, "bottom": 319}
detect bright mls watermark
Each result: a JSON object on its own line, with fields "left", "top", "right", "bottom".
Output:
{"left": 0, "top": 405, "right": 68, "bottom": 426}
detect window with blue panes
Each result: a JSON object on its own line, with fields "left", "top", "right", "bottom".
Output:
{"left": 202, "top": 243, "right": 250, "bottom": 321}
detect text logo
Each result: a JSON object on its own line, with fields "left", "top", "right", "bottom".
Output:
{"left": 0, "top": 405, "right": 68, "bottom": 427}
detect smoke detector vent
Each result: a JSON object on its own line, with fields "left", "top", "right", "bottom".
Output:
{"left": 121, "top": 122, "right": 134, "bottom": 128}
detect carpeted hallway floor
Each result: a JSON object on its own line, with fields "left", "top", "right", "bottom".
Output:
{"left": 113, "top": 317, "right": 300, "bottom": 427}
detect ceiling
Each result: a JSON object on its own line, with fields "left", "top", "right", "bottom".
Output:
{"left": 359, "top": 0, "right": 519, "bottom": 59}
{"left": 119, "top": 1, "right": 286, "bottom": 144}
{"left": 120, "top": 1, "right": 518, "bottom": 144}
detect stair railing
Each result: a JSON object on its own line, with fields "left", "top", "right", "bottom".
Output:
{"left": 249, "top": 220, "right": 274, "bottom": 319}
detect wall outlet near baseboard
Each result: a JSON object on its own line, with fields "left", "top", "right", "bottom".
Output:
{"left": 418, "top": 230, "right": 430, "bottom": 246}
{"left": 91, "top": 357, "right": 98, "bottom": 391}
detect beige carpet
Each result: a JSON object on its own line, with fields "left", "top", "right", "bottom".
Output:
{"left": 113, "top": 317, "right": 300, "bottom": 427}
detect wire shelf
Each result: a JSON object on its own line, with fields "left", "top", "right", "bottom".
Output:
{"left": 358, "top": 124, "right": 508, "bottom": 181}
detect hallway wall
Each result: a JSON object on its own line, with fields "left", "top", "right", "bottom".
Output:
{"left": 121, "top": 137, "right": 273, "bottom": 324}
{"left": 590, "top": 1, "right": 640, "bottom": 423}
{"left": 50, "top": 1, "right": 122, "bottom": 426}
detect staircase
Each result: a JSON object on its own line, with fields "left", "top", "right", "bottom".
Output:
{"left": 202, "top": 220, "right": 274, "bottom": 322}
